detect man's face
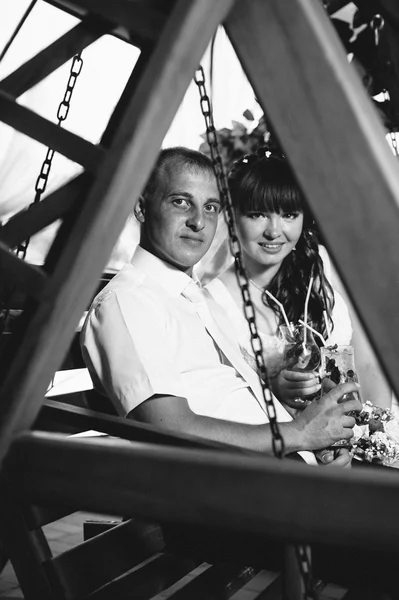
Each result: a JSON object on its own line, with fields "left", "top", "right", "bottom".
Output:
{"left": 140, "top": 166, "right": 220, "bottom": 274}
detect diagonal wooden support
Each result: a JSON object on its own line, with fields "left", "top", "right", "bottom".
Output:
{"left": 0, "top": 174, "right": 90, "bottom": 248}
{"left": 0, "top": 0, "right": 236, "bottom": 464}
{"left": 226, "top": 0, "right": 399, "bottom": 399}
{"left": 0, "top": 91, "right": 105, "bottom": 171}
{"left": 0, "top": 21, "right": 111, "bottom": 98}
{"left": 46, "top": 0, "right": 176, "bottom": 44}
{"left": 0, "top": 243, "right": 47, "bottom": 299}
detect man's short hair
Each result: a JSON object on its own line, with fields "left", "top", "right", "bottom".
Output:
{"left": 143, "top": 147, "right": 216, "bottom": 200}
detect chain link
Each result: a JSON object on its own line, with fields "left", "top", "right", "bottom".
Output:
{"left": 17, "top": 53, "right": 83, "bottom": 260}
{"left": 194, "top": 65, "right": 285, "bottom": 458}
{"left": 295, "top": 544, "right": 318, "bottom": 600}
{"left": 195, "top": 65, "right": 318, "bottom": 600}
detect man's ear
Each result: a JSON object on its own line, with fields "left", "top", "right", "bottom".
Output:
{"left": 134, "top": 195, "right": 146, "bottom": 223}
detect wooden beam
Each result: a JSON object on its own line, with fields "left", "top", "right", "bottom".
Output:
{"left": 0, "top": 21, "right": 110, "bottom": 99}
{"left": 38, "top": 400, "right": 241, "bottom": 452}
{"left": 5, "top": 432, "right": 399, "bottom": 554}
{"left": 0, "top": 174, "right": 90, "bottom": 248}
{"left": 100, "top": 46, "right": 153, "bottom": 148}
{"left": 47, "top": 519, "right": 166, "bottom": 600}
{"left": 0, "top": 0, "right": 235, "bottom": 462}
{"left": 45, "top": 0, "right": 176, "bottom": 45}
{"left": 0, "top": 243, "right": 47, "bottom": 300}
{"left": 0, "top": 91, "right": 104, "bottom": 172}
{"left": 225, "top": 0, "right": 399, "bottom": 398}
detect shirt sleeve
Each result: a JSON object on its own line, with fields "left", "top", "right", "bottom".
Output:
{"left": 81, "top": 289, "right": 187, "bottom": 416}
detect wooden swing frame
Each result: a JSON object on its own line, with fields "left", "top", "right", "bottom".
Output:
{"left": 1, "top": 1, "right": 399, "bottom": 598}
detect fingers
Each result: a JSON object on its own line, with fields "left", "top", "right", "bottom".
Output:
{"left": 325, "top": 449, "right": 352, "bottom": 468}
{"left": 323, "top": 382, "right": 362, "bottom": 410}
{"left": 281, "top": 370, "right": 318, "bottom": 383}
{"left": 321, "top": 377, "right": 336, "bottom": 393}
{"left": 341, "top": 415, "right": 356, "bottom": 428}
{"left": 316, "top": 449, "right": 334, "bottom": 464}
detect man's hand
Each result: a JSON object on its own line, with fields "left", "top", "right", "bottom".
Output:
{"left": 273, "top": 369, "right": 321, "bottom": 408}
{"left": 294, "top": 382, "right": 362, "bottom": 451}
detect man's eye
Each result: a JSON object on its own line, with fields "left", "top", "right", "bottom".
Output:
{"left": 172, "top": 198, "right": 189, "bottom": 208}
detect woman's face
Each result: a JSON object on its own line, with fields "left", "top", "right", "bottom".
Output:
{"left": 236, "top": 208, "right": 304, "bottom": 273}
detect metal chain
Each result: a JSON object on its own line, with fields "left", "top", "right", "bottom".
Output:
{"left": 295, "top": 544, "right": 318, "bottom": 600}
{"left": 17, "top": 52, "right": 84, "bottom": 260}
{"left": 195, "top": 65, "right": 318, "bottom": 600}
{"left": 194, "top": 65, "right": 284, "bottom": 458}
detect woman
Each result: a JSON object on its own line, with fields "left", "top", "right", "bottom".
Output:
{"left": 206, "top": 149, "right": 391, "bottom": 411}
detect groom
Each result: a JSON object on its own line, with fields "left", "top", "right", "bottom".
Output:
{"left": 81, "top": 146, "right": 361, "bottom": 463}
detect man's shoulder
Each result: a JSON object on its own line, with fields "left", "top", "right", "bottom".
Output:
{"left": 88, "top": 262, "right": 169, "bottom": 318}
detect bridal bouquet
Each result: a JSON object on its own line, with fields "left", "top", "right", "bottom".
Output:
{"left": 352, "top": 402, "right": 399, "bottom": 466}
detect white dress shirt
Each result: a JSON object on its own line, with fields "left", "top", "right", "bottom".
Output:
{"left": 81, "top": 246, "right": 316, "bottom": 463}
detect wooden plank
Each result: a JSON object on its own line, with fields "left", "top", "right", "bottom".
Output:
{"left": 37, "top": 400, "right": 240, "bottom": 451}
{"left": 0, "top": 242, "right": 47, "bottom": 299}
{"left": 45, "top": 0, "right": 176, "bottom": 45}
{"left": 0, "top": 21, "right": 110, "bottom": 98}
{"left": 0, "top": 174, "right": 90, "bottom": 248}
{"left": 46, "top": 519, "right": 166, "bottom": 600}
{"left": 88, "top": 553, "right": 199, "bottom": 600}
{"left": 225, "top": 0, "right": 399, "bottom": 399}
{"left": 0, "top": 492, "right": 54, "bottom": 600}
{"left": 100, "top": 46, "right": 153, "bottom": 148}
{"left": 0, "top": 0, "right": 236, "bottom": 462}
{"left": 228, "top": 571, "right": 281, "bottom": 600}
{"left": 5, "top": 433, "right": 399, "bottom": 554}
{"left": 0, "top": 90, "right": 104, "bottom": 171}
{"left": 153, "top": 564, "right": 259, "bottom": 600}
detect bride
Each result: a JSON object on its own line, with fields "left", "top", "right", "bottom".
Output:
{"left": 206, "top": 149, "right": 391, "bottom": 412}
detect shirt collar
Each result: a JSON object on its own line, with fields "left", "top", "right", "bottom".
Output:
{"left": 131, "top": 245, "right": 199, "bottom": 297}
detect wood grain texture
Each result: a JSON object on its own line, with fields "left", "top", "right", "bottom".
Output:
{"left": 0, "top": 242, "right": 47, "bottom": 299}
{"left": 0, "top": 91, "right": 104, "bottom": 171}
{"left": 5, "top": 432, "right": 399, "bottom": 553}
{"left": 226, "top": 0, "right": 399, "bottom": 398}
{"left": 0, "top": 21, "right": 110, "bottom": 98}
{"left": 0, "top": 174, "right": 90, "bottom": 248}
{"left": 45, "top": 0, "right": 176, "bottom": 45}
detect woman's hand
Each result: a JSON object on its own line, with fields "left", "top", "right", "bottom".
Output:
{"left": 272, "top": 369, "right": 321, "bottom": 410}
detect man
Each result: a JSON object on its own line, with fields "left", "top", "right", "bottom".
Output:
{"left": 81, "top": 147, "right": 361, "bottom": 464}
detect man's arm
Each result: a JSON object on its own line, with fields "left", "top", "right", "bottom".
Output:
{"left": 130, "top": 382, "right": 361, "bottom": 455}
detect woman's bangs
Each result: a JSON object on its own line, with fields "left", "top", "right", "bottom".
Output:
{"left": 243, "top": 181, "right": 303, "bottom": 214}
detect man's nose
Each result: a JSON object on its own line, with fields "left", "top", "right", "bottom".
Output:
{"left": 186, "top": 207, "right": 205, "bottom": 231}
{"left": 264, "top": 215, "right": 281, "bottom": 239}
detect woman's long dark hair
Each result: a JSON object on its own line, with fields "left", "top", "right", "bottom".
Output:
{"left": 228, "top": 150, "right": 334, "bottom": 342}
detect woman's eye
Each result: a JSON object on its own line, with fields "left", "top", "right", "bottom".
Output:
{"left": 248, "top": 212, "right": 266, "bottom": 220}
{"left": 283, "top": 212, "right": 300, "bottom": 220}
